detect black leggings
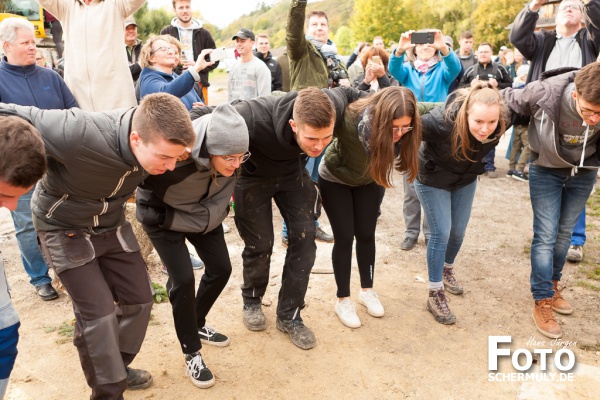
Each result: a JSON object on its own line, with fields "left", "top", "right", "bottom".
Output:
{"left": 319, "top": 177, "right": 385, "bottom": 298}
{"left": 143, "top": 223, "right": 231, "bottom": 354}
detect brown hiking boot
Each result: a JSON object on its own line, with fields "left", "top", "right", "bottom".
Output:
{"left": 532, "top": 299, "right": 562, "bottom": 339}
{"left": 426, "top": 288, "right": 456, "bottom": 325}
{"left": 442, "top": 267, "right": 464, "bottom": 295}
{"left": 552, "top": 280, "right": 573, "bottom": 315}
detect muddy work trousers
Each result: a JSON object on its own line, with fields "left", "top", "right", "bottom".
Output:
{"left": 234, "top": 171, "right": 317, "bottom": 321}
{"left": 38, "top": 223, "right": 153, "bottom": 400}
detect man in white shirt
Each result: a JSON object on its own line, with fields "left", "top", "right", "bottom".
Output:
{"left": 227, "top": 28, "right": 271, "bottom": 101}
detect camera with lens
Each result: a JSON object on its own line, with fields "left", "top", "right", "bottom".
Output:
{"left": 327, "top": 57, "right": 348, "bottom": 88}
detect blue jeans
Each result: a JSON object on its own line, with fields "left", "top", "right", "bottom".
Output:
{"left": 10, "top": 188, "right": 52, "bottom": 287}
{"left": 414, "top": 179, "right": 477, "bottom": 283}
{"left": 570, "top": 209, "right": 586, "bottom": 246}
{"left": 0, "top": 321, "right": 20, "bottom": 398}
{"left": 529, "top": 165, "right": 597, "bottom": 300}
{"left": 483, "top": 148, "right": 496, "bottom": 171}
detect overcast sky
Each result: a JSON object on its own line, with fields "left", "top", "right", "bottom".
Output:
{"left": 147, "top": 0, "right": 278, "bottom": 28}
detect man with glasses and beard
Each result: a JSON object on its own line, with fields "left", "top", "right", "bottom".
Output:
{"left": 510, "top": 0, "right": 600, "bottom": 263}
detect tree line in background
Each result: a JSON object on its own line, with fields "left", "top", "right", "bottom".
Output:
{"left": 134, "top": 0, "right": 528, "bottom": 55}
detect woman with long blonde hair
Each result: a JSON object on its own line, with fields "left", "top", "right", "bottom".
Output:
{"left": 414, "top": 82, "right": 508, "bottom": 325}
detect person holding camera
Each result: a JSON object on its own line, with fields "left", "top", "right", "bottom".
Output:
{"left": 351, "top": 47, "right": 399, "bottom": 92}
{"left": 138, "top": 35, "right": 214, "bottom": 110}
{"left": 389, "top": 29, "right": 461, "bottom": 102}
{"left": 389, "top": 29, "right": 461, "bottom": 252}
{"left": 459, "top": 43, "right": 512, "bottom": 90}
{"left": 286, "top": 0, "right": 349, "bottom": 91}
{"left": 511, "top": 0, "right": 600, "bottom": 264}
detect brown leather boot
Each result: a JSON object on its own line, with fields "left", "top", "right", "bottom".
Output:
{"left": 552, "top": 280, "right": 573, "bottom": 315}
{"left": 532, "top": 299, "right": 562, "bottom": 339}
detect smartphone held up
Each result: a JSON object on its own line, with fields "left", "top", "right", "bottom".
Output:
{"left": 411, "top": 32, "right": 434, "bottom": 45}
{"left": 209, "top": 47, "right": 228, "bottom": 62}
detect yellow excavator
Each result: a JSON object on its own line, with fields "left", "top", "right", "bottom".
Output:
{"left": 0, "top": 0, "right": 47, "bottom": 39}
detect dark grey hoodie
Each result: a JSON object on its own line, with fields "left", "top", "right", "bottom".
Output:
{"left": 502, "top": 69, "right": 600, "bottom": 173}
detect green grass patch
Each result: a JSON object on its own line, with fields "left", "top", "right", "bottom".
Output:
{"left": 587, "top": 189, "right": 600, "bottom": 216}
{"left": 152, "top": 282, "right": 169, "bottom": 304}
{"left": 46, "top": 319, "right": 75, "bottom": 344}
{"left": 584, "top": 265, "right": 600, "bottom": 280}
{"left": 209, "top": 68, "right": 228, "bottom": 78}
{"left": 575, "top": 280, "right": 600, "bottom": 291}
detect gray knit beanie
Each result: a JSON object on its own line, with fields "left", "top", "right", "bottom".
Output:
{"left": 205, "top": 103, "right": 249, "bottom": 155}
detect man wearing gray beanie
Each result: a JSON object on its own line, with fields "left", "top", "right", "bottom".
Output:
{"left": 191, "top": 86, "right": 367, "bottom": 350}
{"left": 136, "top": 103, "right": 249, "bottom": 389}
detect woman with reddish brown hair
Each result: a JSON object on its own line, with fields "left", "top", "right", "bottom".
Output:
{"left": 319, "top": 86, "right": 422, "bottom": 328}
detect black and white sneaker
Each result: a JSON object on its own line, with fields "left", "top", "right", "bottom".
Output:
{"left": 511, "top": 170, "right": 529, "bottom": 182}
{"left": 198, "top": 325, "right": 230, "bottom": 347}
{"left": 185, "top": 352, "right": 215, "bottom": 389}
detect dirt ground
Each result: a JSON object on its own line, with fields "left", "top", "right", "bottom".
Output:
{"left": 2, "top": 74, "right": 600, "bottom": 399}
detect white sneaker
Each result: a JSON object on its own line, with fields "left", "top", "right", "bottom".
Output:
{"left": 222, "top": 222, "right": 231, "bottom": 233}
{"left": 334, "top": 298, "right": 361, "bottom": 328}
{"left": 359, "top": 289, "right": 385, "bottom": 317}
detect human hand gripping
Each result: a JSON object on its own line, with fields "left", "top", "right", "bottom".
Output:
{"left": 364, "top": 63, "right": 375, "bottom": 84}
{"left": 528, "top": 0, "right": 547, "bottom": 12}
{"left": 370, "top": 60, "right": 385, "bottom": 78}
{"left": 194, "top": 49, "right": 215, "bottom": 73}
{"left": 395, "top": 30, "right": 415, "bottom": 56}
{"left": 177, "top": 147, "right": 192, "bottom": 162}
{"left": 431, "top": 30, "right": 450, "bottom": 56}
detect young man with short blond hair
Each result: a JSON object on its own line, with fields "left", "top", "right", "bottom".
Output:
{"left": 254, "top": 33, "right": 283, "bottom": 92}
{"left": 0, "top": 92, "right": 195, "bottom": 399}
{"left": 190, "top": 86, "right": 367, "bottom": 350}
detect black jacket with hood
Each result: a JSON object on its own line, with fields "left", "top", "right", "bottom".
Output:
{"left": 417, "top": 95, "right": 506, "bottom": 189}
{"left": 509, "top": 0, "right": 600, "bottom": 84}
{"left": 254, "top": 50, "right": 283, "bottom": 91}
{"left": 190, "top": 87, "right": 366, "bottom": 178}
{"left": 161, "top": 21, "right": 219, "bottom": 88}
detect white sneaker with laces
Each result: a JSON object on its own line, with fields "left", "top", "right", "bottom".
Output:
{"left": 185, "top": 352, "right": 215, "bottom": 389}
{"left": 358, "top": 289, "right": 385, "bottom": 317}
{"left": 334, "top": 298, "right": 361, "bottom": 328}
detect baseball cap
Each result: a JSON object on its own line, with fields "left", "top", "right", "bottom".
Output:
{"left": 500, "top": 46, "right": 508, "bottom": 51}
{"left": 232, "top": 28, "right": 255, "bottom": 41}
{"left": 124, "top": 16, "right": 137, "bottom": 28}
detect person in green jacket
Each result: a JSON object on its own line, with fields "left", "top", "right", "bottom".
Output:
{"left": 318, "top": 86, "right": 423, "bottom": 328}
